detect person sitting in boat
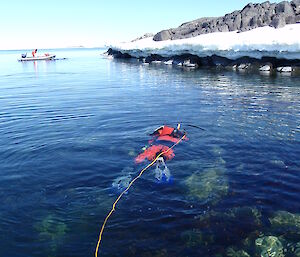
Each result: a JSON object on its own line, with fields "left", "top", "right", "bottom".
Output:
{"left": 32, "top": 49, "right": 37, "bottom": 57}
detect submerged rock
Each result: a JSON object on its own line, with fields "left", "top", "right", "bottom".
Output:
{"left": 141, "top": 249, "right": 168, "bottom": 257}
{"left": 34, "top": 214, "right": 67, "bottom": 241}
{"left": 185, "top": 207, "right": 265, "bottom": 256}
{"left": 215, "top": 156, "right": 226, "bottom": 165}
{"left": 242, "top": 231, "right": 260, "bottom": 249}
{"left": 226, "top": 247, "right": 250, "bottom": 257}
{"left": 269, "top": 210, "right": 300, "bottom": 234}
{"left": 181, "top": 229, "right": 215, "bottom": 248}
{"left": 211, "top": 145, "right": 225, "bottom": 157}
{"left": 34, "top": 214, "right": 67, "bottom": 253}
{"left": 255, "top": 235, "right": 284, "bottom": 257}
{"left": 295, "top": 242, "right": 300, "bottom": 256}
{"left": 188, "top": 207, "right": 262, "bottom": 254}
{"left": 112, "top": 168, "right": 134, "bottom": 191}
{"left": 228, "top": 207, "right": 263, "bottom": 228}
{"left": 112, "top": 174, "right": 132, "bottom": 191}
{"left": 184, "top": 167, "right": 228, "bottom": 204}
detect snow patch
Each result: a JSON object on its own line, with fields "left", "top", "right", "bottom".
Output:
{"left": 109, "top": 24, "right": 300, "bottom": 60}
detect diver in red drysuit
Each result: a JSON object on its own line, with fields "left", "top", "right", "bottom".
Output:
{"left": 135, "top": 144, "right": 174, "bottom": 164}
{"left": 135, "top": 124, "right": 187, "bottom": 163}
{"left": 150, "top": 124, "right": 188, "bottom": 143}
{"left": 135, "top": 124, "right": 187, "bottom": 182}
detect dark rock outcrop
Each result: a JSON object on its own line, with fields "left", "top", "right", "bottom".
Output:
{"left": 106, "top": 48, "right": 132, "bottom": 59}
{"left": 106, "top": 48, "right": 300, "bottom": 67}
{"left": 153, "top": 1, "right": 300, "bottom": 41}
{"left": 106, "top": 48, "right": 300, "bottom": 74}
{"left": 106, "top": 0, "right": 300, "bottom": 75}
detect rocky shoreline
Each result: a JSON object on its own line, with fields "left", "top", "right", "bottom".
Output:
{"left": 106, "top": 48, "right": 300, "bottom": 74}
{"left": 107, "top": 1, "right": 300, "bottom": 74}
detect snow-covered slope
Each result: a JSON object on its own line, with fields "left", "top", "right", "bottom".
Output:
{"left": 109, "top": 24, "right": 300, "bottom": 60}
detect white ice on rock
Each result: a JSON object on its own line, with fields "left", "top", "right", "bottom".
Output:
{"left": 109, "top": 24, "right": 300, "bottom": 60}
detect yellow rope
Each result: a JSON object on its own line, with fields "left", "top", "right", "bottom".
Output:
{"left": 95, "top": 134, "right": 186, "bottom": 257}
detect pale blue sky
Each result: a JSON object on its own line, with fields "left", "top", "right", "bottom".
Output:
{"left": 0, "top": 0, "right": 281, "bottom": 49}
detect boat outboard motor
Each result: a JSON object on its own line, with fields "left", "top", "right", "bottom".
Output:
{"left": 21, "top": 53, "right": 27, "bottom": 58}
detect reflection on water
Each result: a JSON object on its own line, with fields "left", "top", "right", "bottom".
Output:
{"left": 20, "top": 59, "right": 58, "bottom": 76}
{"left": 0, "top": 49, "right": 299, "bottom": 256}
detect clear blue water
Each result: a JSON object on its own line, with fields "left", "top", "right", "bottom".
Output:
{"left": 0, "top": 49, "right": 300, "bottom": 257}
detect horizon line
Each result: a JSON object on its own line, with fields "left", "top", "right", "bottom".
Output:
{"left": 0, "top": 46, "right": 107, "bottom": 51}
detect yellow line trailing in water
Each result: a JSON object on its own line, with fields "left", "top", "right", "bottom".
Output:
{"left": 95, "top": 134, "right": 186, "bottom": 257}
